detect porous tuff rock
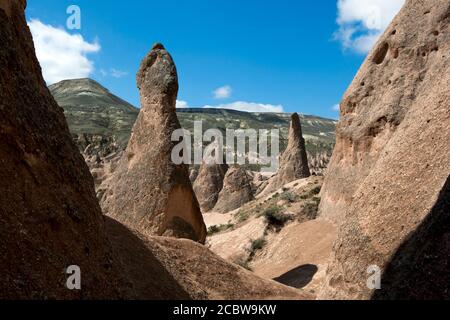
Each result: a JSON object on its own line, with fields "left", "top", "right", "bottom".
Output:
{"left": 101, "top": 43, "right": 207, "bottom": 243}
{"left": 264, "top": 113, "right": 310, "bottom": 193}
{"left": 319, "top": 0, "right": 450, "bottom": 299}
{"left": 275, "top": 113, "right": 310, "bottom": 185}
{"left": 0, "top": 0, "right": 128, "bottom": 299}
{"left": 193, "top": 162, "right": 229, "bottom": 212}
{"left": 213, "top": 166, "right": 254, "bottom": 213}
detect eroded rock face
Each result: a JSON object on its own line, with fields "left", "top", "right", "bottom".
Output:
{"left": 193, "top": 162, "right": 229, "bottom": 212}
{"left": 0, "top": 0, "right": 127, "bottom": 299}
{"left": 101, "top": 44, "right": 206, "bottom": 243}
{"left": 264, "top": 113, "right": 310, "bottom": 193}
{"left": 277, "top": 113, "right": 310, "bottom": 183}
{"left": 213, "top": 166, "right": 254, "bottom": 213}
{"left": 319, "top": 0, "right": 450, "bottom": 299}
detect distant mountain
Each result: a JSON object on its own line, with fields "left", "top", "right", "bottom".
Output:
{"left": 50, "top": 79, "right": 336, "bottom": 173}
{"left": 49, "top": 78, "right": 138, "bottom": 148}
{"left": 51, "top": 78, "right": 336, "bottom": 149}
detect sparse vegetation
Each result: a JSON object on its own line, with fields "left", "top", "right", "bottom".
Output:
{"left": 250, "top": 238, "right": 267, "bottom": 252}
{"left": 263, "top": 205, "right": 281, "bottom": 217}
{"left": 248, "top": 237, "right": 267, "bottom": 259}
{"left": 301, "top": 198, "right": 321, "bottom": 220}
{"left": 300, "top": 184, "right": 322, "bottom": 200}
{"left": 235, "top": 210, "right": 250, "bottom": 223}
{"left": 310, "top": 185, "right": 322, "bottom": 196}
{"left": 207, "top": 223, "right": 234, "bottom": 235}
{"left": 280, "top": 192, "right": 297, "bottom": 203}
{"left": 263, "top": 206, "right": 292, "bottom": 229}
{"left": 233, "top": 257, "right": 252, "bottom": 271}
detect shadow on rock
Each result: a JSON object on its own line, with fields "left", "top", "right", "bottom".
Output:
{"left": 372, "top": 175, "right": 450, "bottom": 300}
{"left": 104, "top": 216, "right": 192, "bottom": 300}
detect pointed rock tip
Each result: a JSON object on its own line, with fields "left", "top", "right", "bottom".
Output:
{"left": 291, "top": 112, "right": 300, "bottom": 122}
{"left": 152, "top": 43, "right": 165, "bottom": 50}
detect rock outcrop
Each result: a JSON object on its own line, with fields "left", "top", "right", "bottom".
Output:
{"left": 319, "top": 0, "right": 450, "bottom": 299}
{"left": 193, "top": 162, "right": 229, "bottom": 212}
{"left": 264, "top": 113, "right": 310, "bottom": 193}
{"left": 0, "top": 2, "right": 314, "bottom": 300}
{"left": 106, "top": 216, "right": 312, "bottom": 300}
{"left": 101, "top": 44, "right": 206, "bottom": 243}
{"left": 0, "top": 0, "right": 127, "bottom": 299}
{"left": 213, "top": 166, "right": 254, "bottom": 213}
{"left": 277, "top": 113, "right": 310, "bottom": 182}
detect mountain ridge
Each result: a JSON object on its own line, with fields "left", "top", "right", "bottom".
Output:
{"left": 50, "top": 78, "right": 336, "bottom": 150}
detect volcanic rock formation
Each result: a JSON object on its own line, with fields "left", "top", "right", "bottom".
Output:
{"left": 213, "top": 165, "right": 254, "bottom": 213}
{"left": 101, "top": 44, "right": 207, "bottom": 243}
{"left": 278, "top": 113, "right": 311, "bottom": 181}
{"left": 264, "top": 113, "right": 310, "bottom": 193}
{"left": 319, "top": 0, "right": 450, "bottom": 299}
{"left": 193, "top": 162, "right": 229, "bottom": 212}
{"left": 0, "top": 0, "right": 127, "bottom": 299}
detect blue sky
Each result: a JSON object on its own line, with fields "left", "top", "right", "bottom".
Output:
{"left": 26, "top": 0, "right": 404, "bottom": 119}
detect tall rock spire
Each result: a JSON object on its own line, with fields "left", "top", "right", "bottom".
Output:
{"left": 101, "top": 43, "right": 207, "bottom": 243}
{"left": 281, "top": 112, "right": 311, "bottom": 179}
{"left": 265, "top": 113, "right": 310, "bottom": 192}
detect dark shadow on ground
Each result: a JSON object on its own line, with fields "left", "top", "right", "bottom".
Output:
{"left": 273, "top": 264, "right": 318, "bottom": 289}
{"left": 105, "top": 216, "right": 192, "bottom": 299}
{"left": 372, "top": 175, "right": 450, "bottom": 300}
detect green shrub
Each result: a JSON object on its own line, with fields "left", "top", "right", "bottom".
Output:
{"left": 280, "top": 192, "right": 297, "bottom": 203}
{"left": 309, "top": 185, "right": 322, "bottom": 196}
{"left": 263, "top": 206, "right": 281, "bottom": 216}
{"left": 235, "top": 211, "right": 250, "bottom": 223}
{"left": 207, "top": 223, "right": 234, "bottom": 235}
{"left": 263, "top": 206, "right": 292, "bottom": 228}
{"left": 251, "top": 238, "right": 267, "bottom": 252}
{"left": 302, "top": 201, "right": 320, "bottom": 220}
{"left": 248, "top": 237, "right": 267, "bottom": 258}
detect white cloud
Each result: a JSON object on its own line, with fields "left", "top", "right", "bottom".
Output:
{"left": 213, "top": 85, "right": 232, "bottom": 99}
{"left": 176, "top": 100, "right": 284, "bottom": 113}
{"left": 176, "top": 100, "right": 190, "bottom": 109}
{"left": 110, "top": 69, "right": 128, "bottom": 78}
{"left": 28, "top": 19, "right": 100, "bottom": 84}
{"left": 204, "top": 101, "right": 284, "bottom": 113}
{"left": 335, "top": 0, "right": 405, "bottom": 53}
{"left": 332, "top": 104, "right": 340, "bottom": 112}
{"left": 100, "top": 68, "right": 128, "bottom": 78}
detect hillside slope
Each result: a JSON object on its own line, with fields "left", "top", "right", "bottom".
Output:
{"left": 50, "top": 79, "right": 336, "bottom": 167}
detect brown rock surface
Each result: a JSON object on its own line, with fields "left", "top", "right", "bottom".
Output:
{"left": 265, "top": 113, "right": 310, "bottom": 193}
{"left": 0, "top": 1, "right": 316, "bottom": 301}
{"left": 213, "top": 165, "right": 254, "bottom": 213}
{"left": 106, "top": 216, "right": 311, "bottom": 300}
{"left": 193, "top": 162, "right": 229, "bottom": 212}
{"left": 101, "top": 44, "right": 206, "bottom": 243}
{"left": 0, "top": 0, "right": 127, "bottom": 299}
{"left": 319, "top": 0, "right": 450, "bottom": 299}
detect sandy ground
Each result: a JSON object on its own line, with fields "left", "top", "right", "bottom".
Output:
{"left": 203, "top": 211, "right": 234, "bottom": 228}
{"left": 206, "top": 217, "right": 267, "bottom": 261}
{"left": 204, "top": 176, "right": 336, "bottom": 298}
{"left": 251, "top": 219, "right": 336, "bottom": 295}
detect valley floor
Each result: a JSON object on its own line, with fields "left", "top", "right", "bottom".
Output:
{"left": 205, "top": 176, "right": 337, "bottom": 298}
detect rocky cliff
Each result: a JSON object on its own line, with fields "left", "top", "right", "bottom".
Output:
{"left": 319, "top": 0, "right": 450, "bottom": 299}
{"left": 0, "top": 2, "right": 312, "bottom": 300}
{"left": 0, "top": 0, "right": 127, "bottom": 299}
